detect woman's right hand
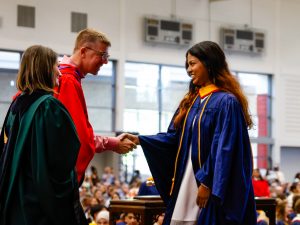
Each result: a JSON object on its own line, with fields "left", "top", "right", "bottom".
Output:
{"left": 196, "top": 184, "right": 211, "bottom": 208}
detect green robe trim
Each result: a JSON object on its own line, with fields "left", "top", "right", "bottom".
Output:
{"left": 1, "top": 94, "right": 83, "bottom": 225}
{"left": 5, "top": 95, "right": 51, "bottom": 209}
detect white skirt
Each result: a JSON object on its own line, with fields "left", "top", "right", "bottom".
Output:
{"left": 170, "top": 145, "right": 200, "bottom": 225}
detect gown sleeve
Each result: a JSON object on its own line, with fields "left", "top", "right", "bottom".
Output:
{"left": 30, "top": 97, "right": 81, "bottom": 224}
{"left": 139, "top": 118, "right": 180, "bottom": 203}
{"left": 195, "top": 95, "right": 253, "bottom": 223}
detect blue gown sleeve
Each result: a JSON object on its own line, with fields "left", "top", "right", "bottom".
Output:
{"left": 139, "top": 118, "right": 180, "bottom": 203}
{"left": 195, "top": 95, "right": 253, "bottom": 223}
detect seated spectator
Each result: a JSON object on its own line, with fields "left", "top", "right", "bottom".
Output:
{"left": 288, "top": 183, "right": 300, "bottom": 210}
{"left": 94, "top": 189, "right": 105, "bottom": 205}
{"left": 112, "top": 192, "right": 121, "bottom": 200}
{"left": 102, "top": 166, "right": 115, "bottom": 185}
{"left": 276, "top": 198, "right": 288, "bottom": 225}
{"left": 257, "top": 210, "right": 269, "bottom": 225}
{"left": 91, "top": 166, "right": 101, "bottom": 186}
{"left": 128, "top": 180, "right": 141, "bottom": 199}
{"left": 130, "top": 170, "right": 141, "bottom": 185}
{"left": 121, "top": 183, "right": 130, "bottom": 199}
{"left": 115, "top": 213, "right": 126, "bottom": 225}
{"left": 273, "top": 165, "right": 286, "bottom": 185}
{"left": 96, "top": 210, "right": 110, "bottom": 225}
{"left": 105, "top": 185, "right": 118, "bottom": 207}
{"left": 270, "top": 182, "right": 285, "bottom": 198}
{"left": 81, "top": 195, "right": 93, "bottom": 222}
{"left": 252, "top": 168, "right": 270, "bottom": 197}
{"left": 153, "top": 213, "right": 164, "bottom": 225}
{"left": 294, "top": 173, "right": 300, "bottom": 183}
{"left": 80, "top": 186, "right": 89, "bottom": 201}
{"left": 116, "top": 212, "right": 139, "bottom": 225}
{"left": 114, "top": 179, "right": 127, "bottom": 199}
{"left": 89, "top": 204, "right": 107, "bottom": 225}
{"left": 289, "top": 195, "right": 300, "bottom": 222}
{"left": 291, "top": 199, "right": 300, "bottom": 225}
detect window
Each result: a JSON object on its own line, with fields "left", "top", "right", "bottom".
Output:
{"left": 0, "top": 50, "right": 21, "bottom": 129}
{"left": 0, "top": 70, "right": 19, "bottom": 128}
{"left": 236, "top": 72, "right": 273, "bottom": 169}
{"left": 122, "top": 62, "right": 160, "bottom": 180}
{"left": 122, "top": 62, "right": 190, "bottom": 180}
{"left": 123, "top": 62, "right": 160, "bottom": 134}
{"left": 82, "top": 61, "right": 116, "bottom": 133}
{"left": 161, "top": 66, "right": 190, "bottom": 131}
{"left": 0, "top": 51, "right": 21, "bottom": 69}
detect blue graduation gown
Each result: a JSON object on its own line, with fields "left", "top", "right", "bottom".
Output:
{"left": 138, "top": 181, "right": 159, "bottom": 196}
{"left": 139, "top": 91, "right": 257, "bottom": 225}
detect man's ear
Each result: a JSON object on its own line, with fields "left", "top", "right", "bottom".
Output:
{"left": 79, "top": 47, "right": 87, "bottom": 58}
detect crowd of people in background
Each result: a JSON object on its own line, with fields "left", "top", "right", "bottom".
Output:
{"left": 80, "top": 165, "right": 300, "bottom": 225}
{"left": 252, "top": 167, "right": 300, "bottom": 225}
{"left": 79, "top": 166, "right": 150, "bottom": 225}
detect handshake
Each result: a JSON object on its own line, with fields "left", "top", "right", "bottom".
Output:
{"left": 114, "top": 133, "right": 140, "bottom": 154}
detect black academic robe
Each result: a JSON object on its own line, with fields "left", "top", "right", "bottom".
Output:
{"left": 139, "top": 91, "right": 257, "bottom": 225}
{"left": 0, "top": 92, "right": 87, "bottom": 225}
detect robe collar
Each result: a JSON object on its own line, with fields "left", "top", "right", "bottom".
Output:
{"left": 199, "top": 84, "right": 219, "bottom": 99}
{"left": 59, "top": 55, "right": 84, "bottom": 80}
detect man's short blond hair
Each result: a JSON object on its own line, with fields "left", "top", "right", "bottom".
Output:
{"left": 74, "top": 28, "right": 111, "bottom": 52}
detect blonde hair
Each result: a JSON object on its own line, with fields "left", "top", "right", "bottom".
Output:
{"left": 74, "top": 28, "right": 111, "bottom": 52}
{"left": 276, "top": 198, "right": 288, "bottom": 225}
{"left": 16, "top": 45, "right": 57, "bottom": 94}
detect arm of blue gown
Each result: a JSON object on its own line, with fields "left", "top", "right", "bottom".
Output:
{"left": 139, "top": 120, "right": 180, "bottom": 203}
{"left": 195, "top": 95, "right": 253, "bottom": 223}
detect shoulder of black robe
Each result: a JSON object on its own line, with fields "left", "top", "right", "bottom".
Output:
{"left": 0, "top": 91, "right": 48, "bottom": 200}
{"left": 0, "top": 94, "right": 84, "bottom": 225}
{"left": 29, "top": 96, "right": 83, "bottom": 224}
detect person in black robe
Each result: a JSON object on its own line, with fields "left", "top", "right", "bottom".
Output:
{"left": 0, "top": 45, "right": 87, "bottom": 225}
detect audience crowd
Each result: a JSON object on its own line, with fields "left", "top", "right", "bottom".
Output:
{"left": 252, "top": 167, "right": 300, "bottom": 225}
{"left": 79, "top": 165, "right": 300, "bottom": 225}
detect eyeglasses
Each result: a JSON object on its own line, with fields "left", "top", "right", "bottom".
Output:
{"left": 85, "top": 46, "right": 110, "bottom": 60}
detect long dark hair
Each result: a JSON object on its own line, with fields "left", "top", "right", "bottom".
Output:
{"left": 173, "top": 41, "right": 253, "bottom": 128}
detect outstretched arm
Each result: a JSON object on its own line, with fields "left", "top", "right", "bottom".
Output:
{"left": 94, "top": 133, "right": 137, "bottom": 154}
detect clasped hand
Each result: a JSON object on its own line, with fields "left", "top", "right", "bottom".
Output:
{"left": 114, "top": 133, "right": 140, "bottom": 154}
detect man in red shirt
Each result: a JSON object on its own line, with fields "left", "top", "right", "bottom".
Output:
{"left": 55, "top": 28, "right": 135, "bottom": 183}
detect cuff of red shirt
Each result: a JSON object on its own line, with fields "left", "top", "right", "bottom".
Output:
{"left": 94, "top": 135, "right": 120, "bottom": 153}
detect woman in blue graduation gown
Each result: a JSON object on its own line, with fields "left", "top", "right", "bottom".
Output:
{"left": 0, "top": 45, "right": 86, "bottom": 225}
{"left": 127, "top": 41, "right": 257, "bottom": 225}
